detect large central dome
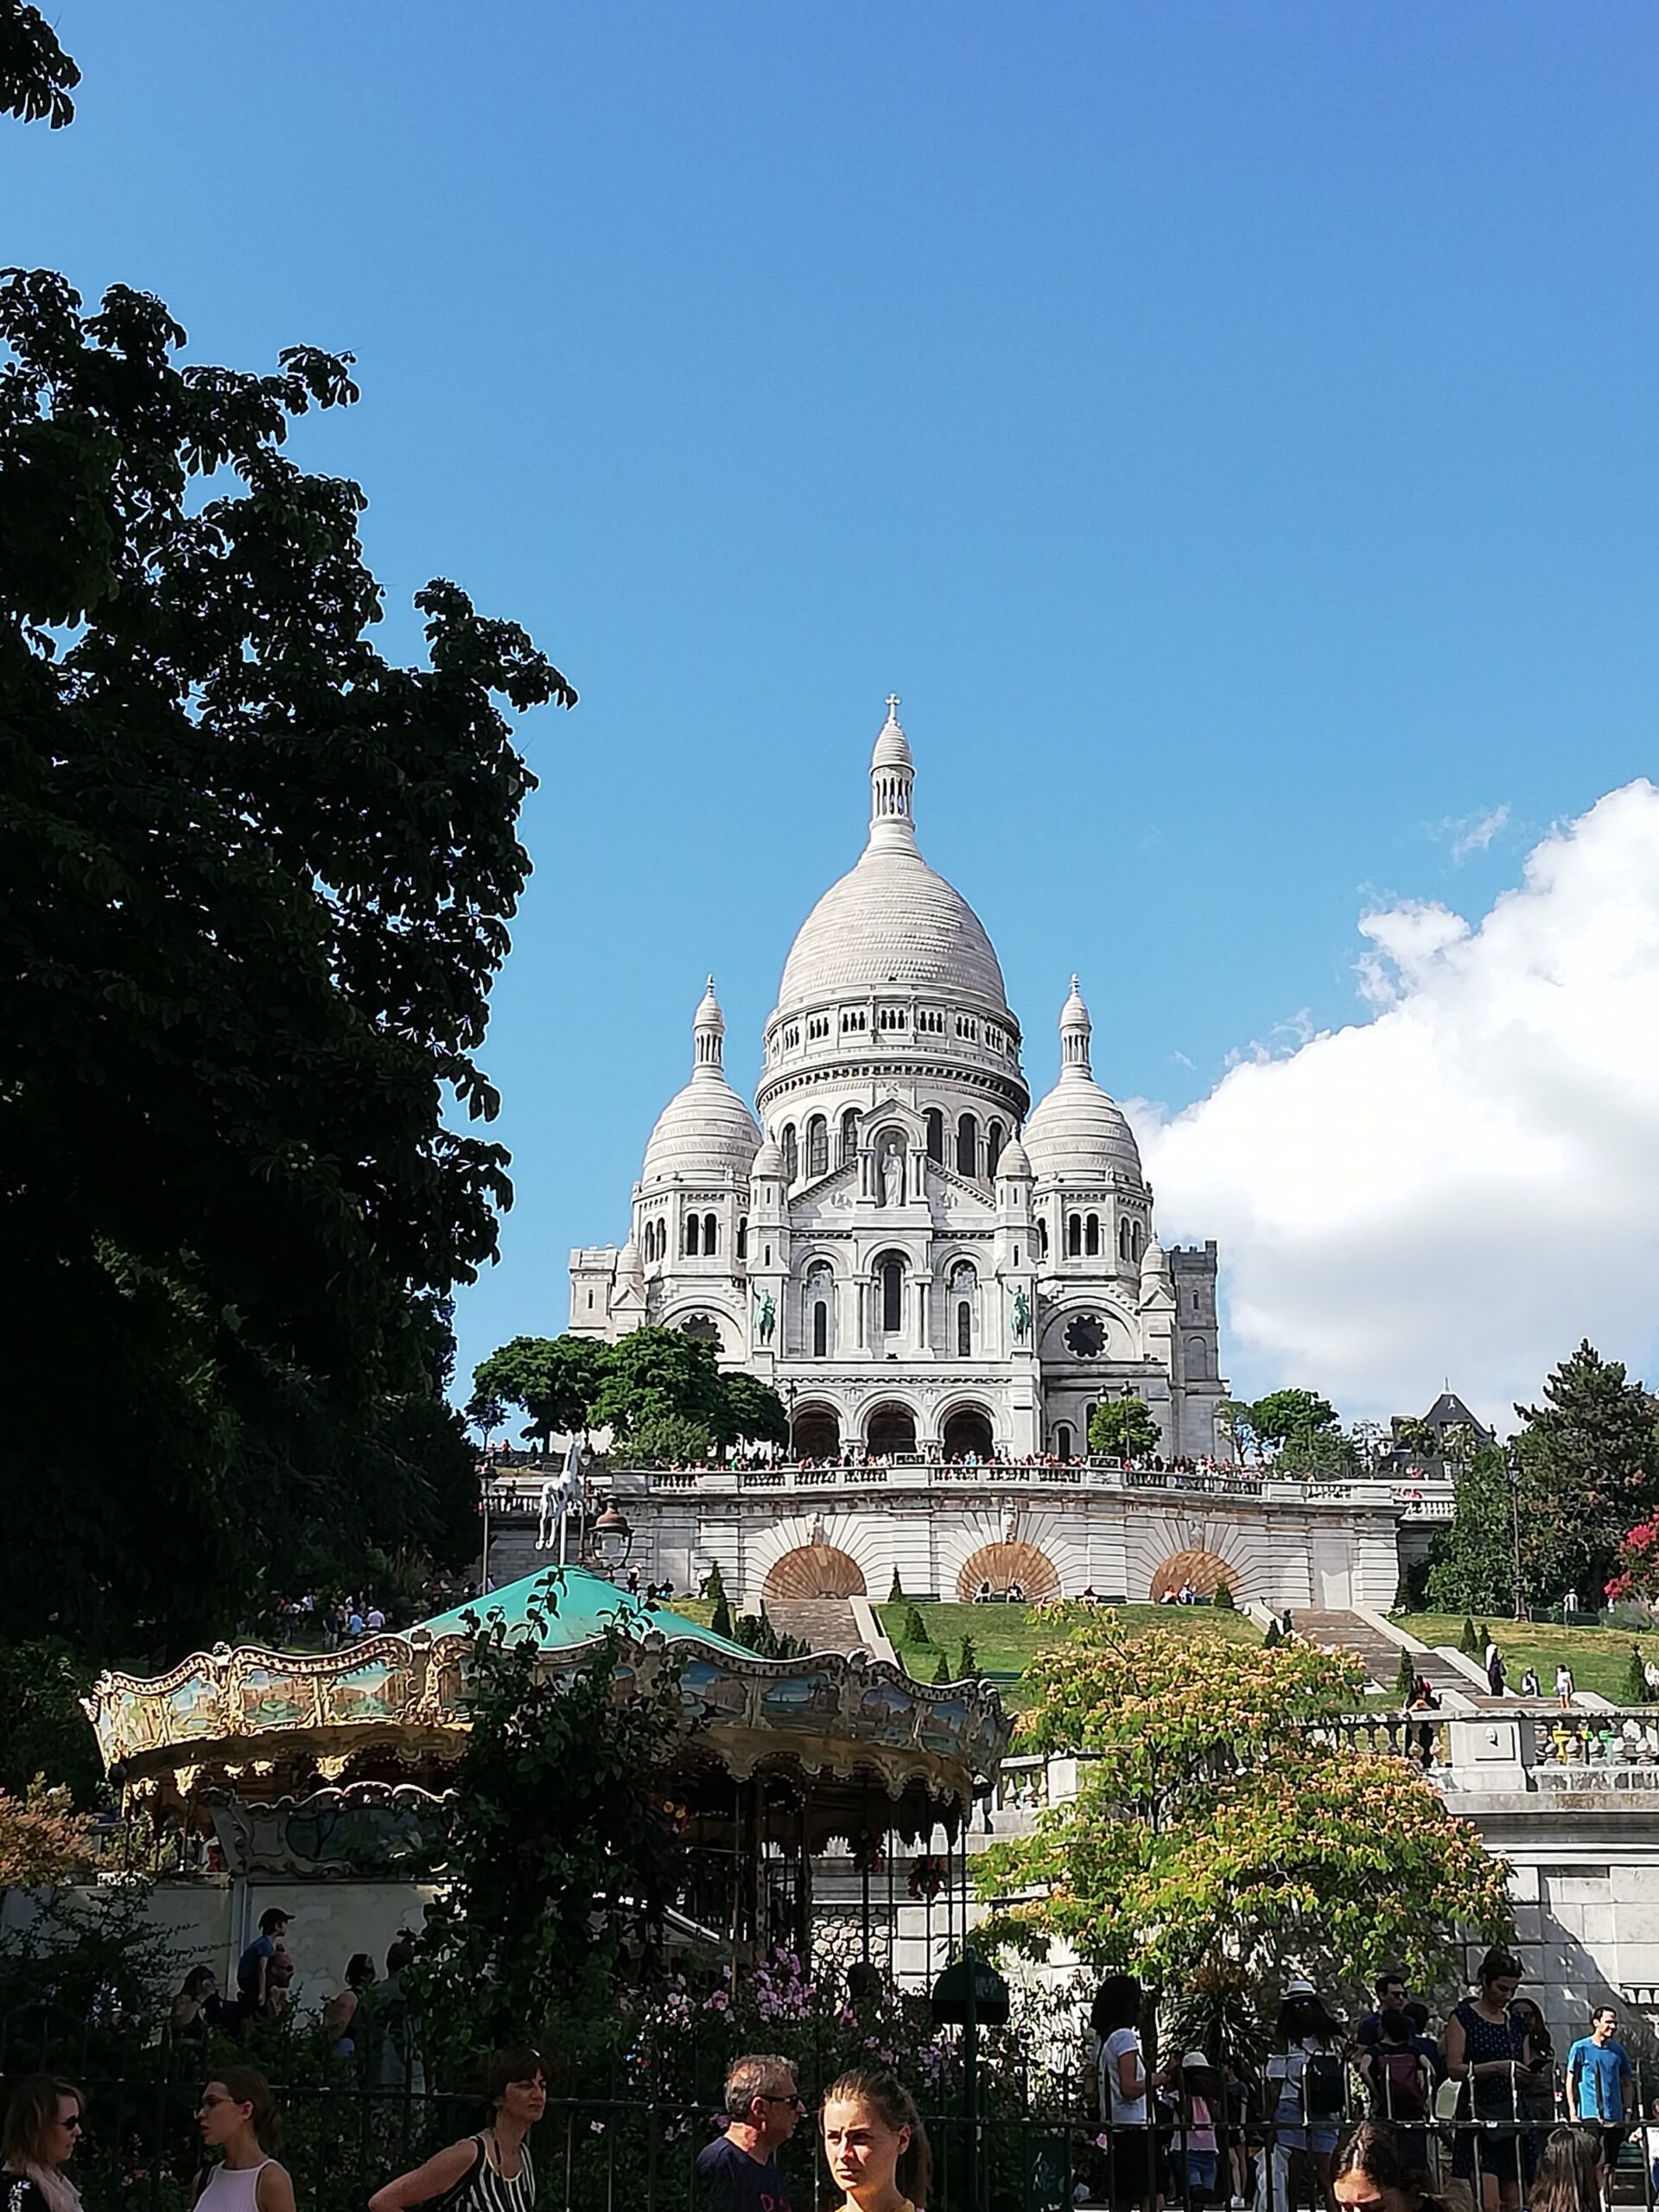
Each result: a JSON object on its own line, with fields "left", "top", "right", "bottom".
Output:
{"left": 774, "top": 702, "right": 1010, "bottom": 1015}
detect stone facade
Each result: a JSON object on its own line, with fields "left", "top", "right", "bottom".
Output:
{"left": 569, "top": 702, "right": 1230, "bottom": 1464}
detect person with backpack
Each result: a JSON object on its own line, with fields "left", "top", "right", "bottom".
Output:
{"left": 1370, "top": 2013, "right": 1434, "bottom": 2179}
{"left": 1266, "top": 1980, "right": 1347, "bottom": 2212}
{"left": 1445, "top": 1948, "right": 1539, "bottom": 2212}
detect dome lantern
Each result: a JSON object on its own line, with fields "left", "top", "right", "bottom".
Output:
{"left": 639, "top": 977, "right": 761, "bottom": 1189}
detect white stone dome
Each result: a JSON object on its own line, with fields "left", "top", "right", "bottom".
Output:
{"left": 1023, "top": 976, "right": 1144, "bottom": 1185}
{"left": 639, "top": 980, "right": 761, "bottom": 1187}
{"left": 774, "top": 702, "right": 1010, "bottom": 1015}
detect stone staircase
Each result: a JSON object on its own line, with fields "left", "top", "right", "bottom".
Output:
{"left": 765, "top": 1597, "right": 866, "bottom": 1656}
{"left": 1294, "top": 1608, "right": 1488, "bottom": 1707}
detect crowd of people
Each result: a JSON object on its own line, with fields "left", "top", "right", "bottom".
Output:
{"left": 1081, "top": 1955, "right": 1654, "bottom": 2212}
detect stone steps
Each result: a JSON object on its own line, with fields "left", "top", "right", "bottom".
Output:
{"left": 764, "top": 1597, "right": 865, "bottom": 1656}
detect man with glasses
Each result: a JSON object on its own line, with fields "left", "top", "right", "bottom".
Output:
{"left": 696, "top": 2053, "right": 803, "bottom": 2212}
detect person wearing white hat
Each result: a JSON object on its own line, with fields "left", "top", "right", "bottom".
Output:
{"left": 1165, "top": 2051, "right": 1224, "bottom": 2203}
{"left": 1265, "top": 1980, "right": 1347, "bottom": 2212}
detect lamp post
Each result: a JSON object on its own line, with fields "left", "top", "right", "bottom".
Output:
{"left": 785, "top": 1378, "right": 797, "bottom": 1463}
{"left": 479, "top": 1473, "right": 493, "bottom": 1593}
{"left": 1506, "top": 1444, "right": 1525, "bottom": 1621}
{"left": 590, "top": 1503, "right": 634, "bottom": 1583}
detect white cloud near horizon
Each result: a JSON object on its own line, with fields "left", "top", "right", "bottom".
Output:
{"left": 1135, "top": 779, "right": 1659, "bottom": 1428}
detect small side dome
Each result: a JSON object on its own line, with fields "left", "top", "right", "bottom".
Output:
{"left": 752, "top": 1135, "right": 785, "bottom": 1179}
{"left": 1022, "top": 975, "right": 1144, "bottom": 1185}
{"left": 640, "top": 979, "right": 762, "bottom": 1188}
{"left": 995, "top": 1135, "right": 1033, "bottom": 1181}
{"left": 1139, "top": 1236, "right": 1171, "bottom": 1281}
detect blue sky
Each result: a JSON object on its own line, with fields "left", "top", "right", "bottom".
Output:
{"left": 11, "top": 5, "right": 1659, "bottom": 1416}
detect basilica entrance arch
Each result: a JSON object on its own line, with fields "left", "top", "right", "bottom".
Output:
{"left": 866, "top": 1402, "right": 917, "bottom": 1455}
{"left": 763, "top": 1545, "right": 867, "bottom": 1602}
{"left": 791, "top": 1402, "right": 841, "bottom": 1459}
{"left": 957, "top": 1541, "right": 1059, "bottom": 1605}
{"left": 1148, "top": 1547, "right": 1237, "bottom": 1602}
{"left": 941, "top": 1404, "right": 995, "bottom": 1459}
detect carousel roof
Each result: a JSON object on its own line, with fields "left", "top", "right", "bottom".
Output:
{"left": 417, "top": 1567, "right": 753, "bottom": 1658}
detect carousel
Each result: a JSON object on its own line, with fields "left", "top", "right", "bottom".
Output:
{"left": 84, "top": 1569, "right": 1012, "bottom": 1966}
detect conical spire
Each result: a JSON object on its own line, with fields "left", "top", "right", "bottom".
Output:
{"left": 868, "top": 694, "right": 918, "bottom": 850}
{"left": 1059, "top": 975, "right": 1091, "bottom": 1074}
{"left": 692, "top": 976, "right": 725, "bottom": 1072}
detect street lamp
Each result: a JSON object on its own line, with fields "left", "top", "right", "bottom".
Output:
{"left": 1506, "top": 1444, "right": 1525, "bottom": 1621}
{"left": 590, "top": 1503, "right": 634, "bottom": 1581}
{"left": 785, "top": 1379, "right": 798, "bottom": 1463}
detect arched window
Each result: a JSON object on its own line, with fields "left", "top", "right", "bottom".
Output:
{"left": 925, "top": 1109, "right": 944, "bottom": 1164}
{"left": 880, "top": 1256, "right": 905, "bottom": 1335}
{"left": 703, "top": 1211, "right": 718, "bottom": 1255}
{"left": 781, "top": 1124, "right": 798, "bottom": 1183}
{"left": 1037, "top": 1217, "right": 1049, "bottom": 1257}
{"left": 683, "top": 1213, "right": 700, "bottom": 1257}
{"left": 1130, "top": 1221, "right": 1142, "bottom": 1259}
{"left": 813, "top": 1302, "right": 829, "bottom": 1357}
{"left": 736, "top": 1217, "right": 747, "bottom": 1260}
{"left": 987, "top": 1121, "right": 1005, "bottom": 1175}
{"left": 957, "top": 1300, "right": 972, "bottom": 1357}
{"left": 957, "top": 1113, "right": 978, "bottom": 1177}
{"left": 1117, "top": 1219, "right": 1130, "bottom": 1260}
{"left": 1055, "top": 1422, "right": 1073, "bottom": 1461}
{"left": 1067, "top": 1212, "right": 1082, "bottom": 1258}
{"left": 806, "top": 1115, "right": 828, "bottom": 1178}
{"left": 840, "top": 1108, "right": 860, "bottom": 1166}
{"left": 1085, "top": 1212, "right": 1100, "bottom": 1256}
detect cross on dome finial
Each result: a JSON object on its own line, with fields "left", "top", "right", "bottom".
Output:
{"left": 885, "top": 692, "right": 901, "bottom": 720}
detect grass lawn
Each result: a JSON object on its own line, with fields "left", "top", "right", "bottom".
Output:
{"left": 1392, "top": 1611, "right": 1657, "bottom": 1703}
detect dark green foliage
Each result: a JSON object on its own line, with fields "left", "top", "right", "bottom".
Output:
{"left": 1249, "top": 1389, "right": 1341, "bottom": 1450}
{"left": 1622, "top": 1645, "right": 1651, "bottom": 1705}
{"left": 0, "top": 1882, "right": 178, "bottom": 2070}
{"left": 1427, "top": 1446, "right": 1515, "bottom": 1613}
{"left": 931, "top": 1649, "right": 950, "bottom": 1685}
{"left": 1512, "top": 1342, "right": 1659, "bottom": 1603}
{"left": 0, "top": 245, "right": 572, "bottom": 1686}
{"left": 593, "top": 1327, "right": 728, "bottom": 1440}
{"left": 703, "top": 1560, "right": 727, "bottom": 1604}
{"left": 1395, "top": 1648, "right": 1418, "bottom": 1705}
{"left": 411, "top": 1573, "right": 685, "bottom": 2069}
{"left": 957, "top": 1634, "right": 979, "bottom": 1677}
{"left": 1211, "top": 1580, "right": 1236, "bottom": 1610}
{"left": 1264, "top": 1620, "right": 1281, "bottom": 1649}
{"left": 889, "top": 1569, "right": 904, "bottom": 1601}
{"left": 1459, "top": 1617, "right": 1481, "bottom": 1657}
{"left": 1088, "top": 1398, "right": 1160, "bottom": 1459}
{"left": 732, "top": 1606, "right": 806, "bottom": 1661}
{"left": 0, "top": 1637, "right": 100, "bottom": 1796}
{"left": 903, "top": 1604, "right": 931, "bottom": 1646}
{"left": 472, "top": 1333, "right": 607, "bottom": 1448}
{"left": 716, "top": 1370, "right": 790, "bottom": 1448}
{"left": 0, "top": 0, "right": 79, "bottom": 129}
{"left": 711, "top": 1592, "right": 734, "bottom": 1639}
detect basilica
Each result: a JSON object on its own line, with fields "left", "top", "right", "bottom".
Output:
{"left": 570, "top": 702, "right": 1230, "bottom": 1465}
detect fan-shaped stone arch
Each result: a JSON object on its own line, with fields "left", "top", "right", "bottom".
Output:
{"left": 956, "top": 1541, "right": 1060, "bottom": 1605}
{"left": 763, "top": 1544, "right": 868, "bottom": 1602}
{"left": 1148, "top": 1547, "right": 1237, "bottom": 1601}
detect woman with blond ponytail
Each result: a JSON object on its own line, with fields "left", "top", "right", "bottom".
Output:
{"left": 821, "top": 2069, "right": 931, "bottom": 2212}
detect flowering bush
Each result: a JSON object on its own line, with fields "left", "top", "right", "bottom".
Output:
{"left": 1607, "top": 1518, "right": 1659, "bottom": 1603}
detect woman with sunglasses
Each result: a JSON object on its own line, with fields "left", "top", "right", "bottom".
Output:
{"left": 194, "top": 2069, "right": 296, "bottom": 2212}
{"left": 2, "top": 2075, "right": 86, "bottom": 2212}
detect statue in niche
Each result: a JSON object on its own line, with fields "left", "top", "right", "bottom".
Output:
{"left": 754, "top": 1290, "right": 776, "bottom": 1344}
{"left": 1011, "top": 1287, "right": 1032, "bottom": 1343}
{"left": 880, "top": 1142, "right": 904, "bottom": 1208}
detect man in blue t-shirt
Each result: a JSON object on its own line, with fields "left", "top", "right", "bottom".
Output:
{"left": 233, "top": 1906, "right": 289, "bottom": 2025}
{"left": 696, "top": 2053, "right": 801, "bottom": 2212}
{"left": 1567, "top": 2005, "right": 1634, "bottom": 2204}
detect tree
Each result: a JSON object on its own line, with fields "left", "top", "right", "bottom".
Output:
{"left": 471, "top": 1335, "right": 607, "bottom": 1451}
{"left": 1214, "top": 1400, "right": 1256, "bottom": 1460}
{"left": 903, "top": 1605, "right": 931, "bottom": 1647}
{"left": 1089, "top": 1399, "right": 1160, "bottom": 1459}
{"left": 0, "top": 26, "right": 575, "bottom": 1672}
{"left": 976, "top": 1607, "right": 1512, "bottom": 1992}
{"left": 1621, "top": 1645, "right": 1650, "bottom": 1706}
{"left": 1394, "top": 1416, "right": 1440, "bottom": 1461}
{"left": 1395, "top": 1648, "right": 1417, "bottom": 1705}
{"left": 957, "top": 1634, "right": 979, "bottom": 1677}
{"left": 1459, "top": 1617, "right": 1481, "bottom": 1658}
{"left": 411, "top": 1574, "right": 686, "bottom": 2069}
{"left": 1248, "top": 1390, "right": 1340, "bottom": 1453}
{"left": 1274, "top": 1426, "right": 1359, "bottom": 1481}
{"left": 931, "top": 1649, "right": 950, "bottom": 1686}
{"left": 1211, "top": 1580, "right": 1236, "bottom": 1611}
{"left": 0, "top": 1777, "right": 94, "bottom": 1891}
{"left": 593, "top": 1328, "right": 727, "bottom": 1441}
{"left": 889, "top": 1570, "right": 905, "bottom": 1602}
{"left": 628, "top": 1414, "right": 714, "bottom": 1465}
{"left": 1513, "top": 1343, "right": 1659, "bottom": 1603}
{"left": 715, "top": 1371, "right": 790, "bottom": 1450}
{"left": 1427, "top": 1446, "right": 1516, "bottom": 1614}
{"left": 1608, "top": 1520, "right": 1659, "bottom": 1605}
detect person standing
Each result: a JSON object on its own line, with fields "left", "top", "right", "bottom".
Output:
{"left": 1354, "top": 1975, "right": 1412, "bottom": 2096}
{"left": 1486, "top": 1644, "right": 1507, "bottom": 1699}
{"left": 1446, "top": 1947, "right": 1535, "bottom": 2212}
{"left": 821, "top": 2068, "right": 931, "bottom": 2212}
{"left": 694, "top": 2053, "right": 802, "bottom": 2212}
{"left": 1, "top": 2075, "right": 86, "bottom": 2212}
{"left": 369, "top": 2047, "right": 544, "bottom": 2212}
{"left": 233, "top": 1909, "right": 289, "bottom": 2027}
{"left": 1091, "top": 1974, "right": 1160, "bottom": 2212}
{"left": 321, "top": 1954, "right": 377, "bottom": 2058}
{"left": 1266, "top": 1980, "right": 1346, "bottom": 2212}
{"left": 1554, "top": 1666, "right": 1574, "bottom": 1713}
{"left": 1519, "top": 1669, "right": 1541, "bottom": 1701}
{"left": 194, "top": 2069, "right": 296, "bottom": 2212}
{"left": 1565, "top": 2009, "right": 1632, "bottom": 2202}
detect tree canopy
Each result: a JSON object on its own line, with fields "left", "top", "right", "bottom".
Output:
{"left": 976, "top": 1606, "right": 1511, "bottom": 1993}
{"left": 1427, "top": 1444, "right": 1516, "bottom": 1613}
{"left": 1088, "top": 1398, "right": 1161, "bottom": 1459}
{"left": 0, "top": 11, "right": 574, "bottom": 1675}
{"left": 471, "top": 1334, "right": 608, "bottom": 1448}
{"left": 1248, "top": 1389, "right": 1341, "bottom": 1452}
{"left": 1512, "top": 1341, "right": 1659, "bottom": 1603}
{"left": 469, "top": 1327, "right": 789, "bottom": 1457}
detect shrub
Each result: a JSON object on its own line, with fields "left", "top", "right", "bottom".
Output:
{"left": 1621, "top": 1643, "right": 1650, "bottom": 1705}
{"left": 1395, "top": 1649, "right": 1417, "bottom": 1705}
{"left": 902, "top": 1605, "right": 931, "bottom": 1647}
{"left": 889, "top": 1569, "right": 904, "bottom": 1601}
{"left": 957, "top": 1634, "right": 979, "bottom": 1677}
{"left": 1211, "top": 1580, "right": 1236, "bottom": 1610}
{"left": 1459, "top": 1616, "right": 1480, "bottom": 1657}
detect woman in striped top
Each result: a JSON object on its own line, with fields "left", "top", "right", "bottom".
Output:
{"left": 369, "top": 2048, "right": 543, "bottom": 2212}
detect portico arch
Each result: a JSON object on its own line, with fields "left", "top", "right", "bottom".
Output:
{"left": 763, "top": 1545, "right": 867, "bottom": 1601}
{"left": 791, "top": 1402, "right": 841, "bottom": 1459}
{"left": 941, "top": 1404, "right": 995, "bottom": 1459}
{"left": 1148, "top": 1548, "right": 1237, "bottom": 1601}
{"left": 956, "top": 1542, "right": 1060, "bottom": 1605}
{"left": 865, "top": 1402, "right": 917, "bottom": 1455}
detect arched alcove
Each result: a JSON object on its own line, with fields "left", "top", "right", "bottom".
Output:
{"left": 1148, "top": 1548, "right": 1237, "bottom": 1601}
{"left": 941, "top": 1405, "right": 995, "bottom": 1459}
{"left": 791, "top": 1403, "right": 841, "bottom": 1459}
{"left": 763, "top": 1544, "right": 867, "bottom": 1601}
{"left": 956, "top": 1542, "right": 1060, "bottom": 1605}
{"left": 866, "top": 1402, "right": 917, "bottom": 1454}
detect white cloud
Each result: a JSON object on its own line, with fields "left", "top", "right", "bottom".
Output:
{"left": 1138, "top": 780, "right": 1659, "bottom": 1427}
{"left": 1430, "top": 802, "right": 1511, "bottom": 862}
